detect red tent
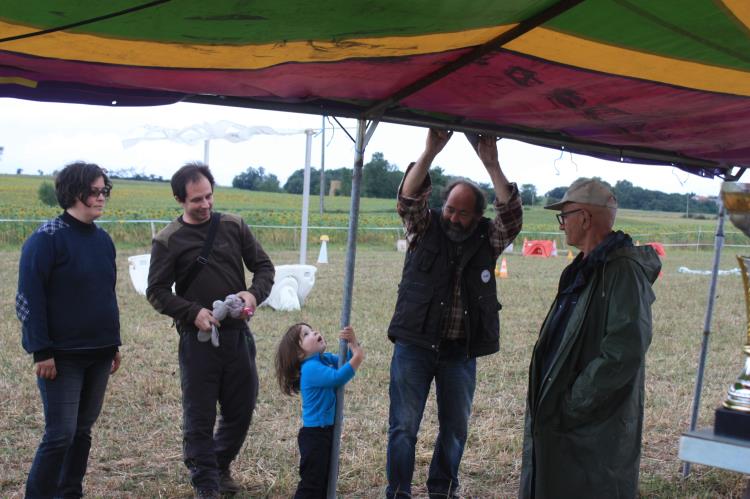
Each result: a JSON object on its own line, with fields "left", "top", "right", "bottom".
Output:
{"left": 523, "top": 240, "right": 554, "bottom": 258}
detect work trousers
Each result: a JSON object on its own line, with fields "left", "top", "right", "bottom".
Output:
{"left": 179, "top": 326, "right": 258, "bottom": 490}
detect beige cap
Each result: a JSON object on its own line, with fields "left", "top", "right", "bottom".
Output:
{"left": 544, "top": 178, "right": 618, "bottom": 210}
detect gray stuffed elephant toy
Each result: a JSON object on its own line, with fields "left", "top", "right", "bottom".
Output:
{"left": 197, "top": 294, "right": 248, "bottom": 347}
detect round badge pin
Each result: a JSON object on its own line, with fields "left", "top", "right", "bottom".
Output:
{"left": 481, "top": 269, "right": 491, "bottom": 283}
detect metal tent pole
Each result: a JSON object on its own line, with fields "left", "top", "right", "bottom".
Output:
{"left": 683, "top": 203, "right": 726, "bottom": 477}
{"left": 327, "top": 118, "right": 377, "bottom": 498}
{"left": 300, "top": 129, "right": 313, "bottom": 264}
{"left": 320, "top": 115, "right": 326, "bottom": 214}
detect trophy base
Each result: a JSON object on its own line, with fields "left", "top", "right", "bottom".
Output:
{"left": 715, "top": 406, "right": 750, "bottom": 440}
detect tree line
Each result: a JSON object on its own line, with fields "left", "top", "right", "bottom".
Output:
{"left": 19, "top": 155, "right": 721, "bottom": 217}
{"left": 543, "top": 178, "right": 717, "bottom": 215}
{"left": 233, "top": 152, "right": 495, "bottom": 209}
{"left": 231, "top": 156, "right": 718, "bottom": 215}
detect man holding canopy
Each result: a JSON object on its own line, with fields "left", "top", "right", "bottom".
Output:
{"left": 386, "top": 128, "right": 522, "bottom": 498}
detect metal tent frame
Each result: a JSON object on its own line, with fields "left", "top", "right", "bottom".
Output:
{"left": 4, "top": 0, "right": 749, "bottom": 495}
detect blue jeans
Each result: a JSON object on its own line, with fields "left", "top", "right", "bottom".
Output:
{"left": 386, "top": 340, "right": 476, "bottom": 499}
{"left": 26, "top": 355, "right": 112, "bottom": 499}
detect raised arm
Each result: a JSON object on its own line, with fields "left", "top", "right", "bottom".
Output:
{"left": 402, "top": 128, "right": 452, "bottom": 197}
{"left": 475, "top": 135, "right": 512, "bottom": 204}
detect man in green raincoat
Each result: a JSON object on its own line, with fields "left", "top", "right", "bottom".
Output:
{"left": 520, "top": 178, "right": 661, "bottom": 499}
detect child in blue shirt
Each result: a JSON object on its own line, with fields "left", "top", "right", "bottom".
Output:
{"left": 275, "top": 322, "right": 365, "bottom": 498}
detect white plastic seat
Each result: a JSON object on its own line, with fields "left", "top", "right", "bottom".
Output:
{"left": 261, "top": 264, "right": 317, "bottom": 311}
{"left": 127, "top": 254, "right": 151, "bottom": 296}
{"left": 127, "top": 255, "right": 316, "bottom": 311}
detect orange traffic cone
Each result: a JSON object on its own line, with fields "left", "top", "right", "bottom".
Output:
{"left": 499, "top": 257, "right": 509, "bottom": 278}
{"left": 567, "top": 249, "right": 574, "bottom": 261}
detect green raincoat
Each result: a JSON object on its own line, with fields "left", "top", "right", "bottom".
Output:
{"left": 520, "top": 243, "right": 661, "bottom": 499}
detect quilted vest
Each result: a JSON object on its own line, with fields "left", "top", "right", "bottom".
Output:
{"left": 387, "top": 208, "right": 501, "bottom": 358}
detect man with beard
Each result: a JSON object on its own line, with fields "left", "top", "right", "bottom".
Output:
{"left": 386, "top": 128, "right": 522, "bottom": 498}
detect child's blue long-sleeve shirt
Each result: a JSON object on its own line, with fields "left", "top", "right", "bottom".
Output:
{"left": 300, "top": 351, "right": 355, "bottom": 427}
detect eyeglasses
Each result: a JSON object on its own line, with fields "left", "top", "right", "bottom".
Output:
{"left": 556, "top": 208, "right": 583, "bottom": 225}
{"left": 88, "top": 187, "right": 111, "bottom": 199}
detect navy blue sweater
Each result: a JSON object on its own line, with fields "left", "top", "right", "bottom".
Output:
{"left": 16, "top": 211, "right": 121, "bottom": 360}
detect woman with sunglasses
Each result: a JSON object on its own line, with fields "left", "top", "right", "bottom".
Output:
{"left": 16, "top": 162, "right": 122, "bottom": 498}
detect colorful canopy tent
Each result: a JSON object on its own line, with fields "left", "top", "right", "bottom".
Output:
{"left": 3, "top": 0, "right": 750, "bottom": 491}
{"left": 1, "top": 0, "right": 749, "bottom": 179}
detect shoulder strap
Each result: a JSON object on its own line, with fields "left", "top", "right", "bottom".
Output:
{"left": 176, "top": 212, "right": 221, "bottom": 296}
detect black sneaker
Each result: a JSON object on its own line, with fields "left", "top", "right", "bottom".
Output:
{"left": 219, "top": 469, "right": 241, "bottom": 494}
{"left": 194, "top": 487, "right": 220, "bottom": 499}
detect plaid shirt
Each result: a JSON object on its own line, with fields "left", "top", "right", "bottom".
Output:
{"left": 397, "top": 166, "right": 523, "bottom": 340}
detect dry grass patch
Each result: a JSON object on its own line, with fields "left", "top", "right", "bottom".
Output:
{"left": 0, "top": 247, "right": 747, "bottom": 497}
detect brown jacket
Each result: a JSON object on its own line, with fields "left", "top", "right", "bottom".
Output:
{"left": 147, "top": 212, "right": 274, "bottom": 331}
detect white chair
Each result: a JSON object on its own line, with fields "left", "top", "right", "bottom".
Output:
{"left": 261, "top": 264, "right": 317, "bottom": 311}
{"left": 127, "top": 254, "right": 151, "bottom": 296}
{"left": 128, "top": 255, "right": 316, "bottom": 311}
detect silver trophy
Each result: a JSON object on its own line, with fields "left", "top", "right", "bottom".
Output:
{"left": 721, "top": 182, "right": 750, "bottom": 412}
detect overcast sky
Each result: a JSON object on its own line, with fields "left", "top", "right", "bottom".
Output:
{"left": 0, "top": 98, "right": 728, "bottom": 197}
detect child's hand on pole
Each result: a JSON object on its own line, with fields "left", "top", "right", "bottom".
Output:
{"left": 340, "top": 326, "right": 365, "bottom": 369}
{"left": 340, "top": 325, "right": 355, "bottom": 343}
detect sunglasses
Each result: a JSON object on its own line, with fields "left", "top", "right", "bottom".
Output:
{"left": 87, "top": 187, "right": 111, "bottom": 199}
{"left": 555, "top": 208, "right": 583, "bottom": 225}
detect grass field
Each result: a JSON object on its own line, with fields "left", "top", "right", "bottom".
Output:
{"left": 1, "top": 243, "right": 748, "bottom": 497}
{"left": 0, "top": 175, "right": 401, "bottom": 248}
{"left": 2, "top": 174, "right": 747, "bottom": 250}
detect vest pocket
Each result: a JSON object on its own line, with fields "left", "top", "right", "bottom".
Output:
{"left": 391, "top": 283, "right": 433, "bottom": 335}
{"left": 476, "top": 293, "right": 501, "bottom": 340}
{"left": 418, "top": 245, "right": 438, "bottom": 272}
